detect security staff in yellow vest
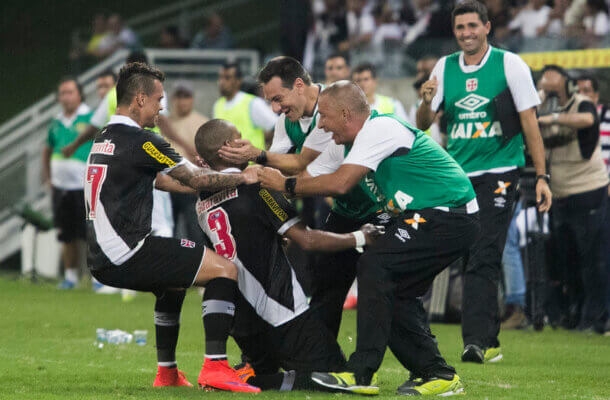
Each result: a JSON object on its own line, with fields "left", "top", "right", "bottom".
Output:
{"left": 352, "top": 62, "right": 409, "bottom": 122}
{"left": 537, "top": 65, "right": 609, "bottom": 333}
{"left": 213, "top": 62, "right": 278, "bottom": 150}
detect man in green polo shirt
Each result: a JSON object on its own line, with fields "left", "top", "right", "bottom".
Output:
{"left": 417, "top": 0, "right": 552, "bottom": 364}
{"left": 42, "top": 77, "right": 93, "bottom": 289}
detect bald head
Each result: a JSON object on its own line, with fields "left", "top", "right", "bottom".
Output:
{"left": 320, "top": 80, "right": 370, "bottom": 116}
{"left": 195, "top": 119, "right": 242, "bottom": 170}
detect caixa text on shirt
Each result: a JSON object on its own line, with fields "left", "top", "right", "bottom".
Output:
{"left": 90, "top": 140, "right": 115, "bottom": 155}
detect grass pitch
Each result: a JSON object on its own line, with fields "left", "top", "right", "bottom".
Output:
{"left": 1, "top": 276, "right": 609, "bottom": 399}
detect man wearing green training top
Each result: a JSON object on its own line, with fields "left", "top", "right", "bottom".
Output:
{"left": 42, "top": 77, "right": 93, "bottom": 289}
{"left": 258, "top": 81, "right": 480, "bottom": 396}
{"left": 417, "top": 0, "right": 552, "bottom": 364}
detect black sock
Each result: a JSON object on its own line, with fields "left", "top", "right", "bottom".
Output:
{"left": 202, "top": 277, "right": 237, "bottom": 357}
{"left": 154, "top": 290, "right": 186, "bottom": 364}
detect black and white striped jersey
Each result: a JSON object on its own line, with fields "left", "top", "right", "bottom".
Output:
{"left": 196, "top": 178, "right": 307, "bottom": 332}
{"left": 85, "top": 115, "right": 183, "bottom": 269}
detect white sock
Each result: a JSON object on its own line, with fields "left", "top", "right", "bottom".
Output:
{"left": 64, "top": 268, "right": 78, "bottom": 284}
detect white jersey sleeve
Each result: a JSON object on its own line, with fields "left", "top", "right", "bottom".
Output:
{"left": 504, "top": 52, "right": 541, "bottom": 112}
{"left": 250, "top": 97, "right": 279, "bottom": 131}
{"left": 429, "top": 57, "right": 447, "bottom": 113}
{"left": 90, "top": 94, "right": 110, "bottom": 128}
{"left": 306, "top": 142, "right": 345, "bottom": 177}
{"left": 269, "top": 114, "right": 294, "bottom": 154}
{"left": 344, "top": 117, "right": 415, "bottom": 171}
{"left": 302, "top": 123, "right": 333, "bottom": 153}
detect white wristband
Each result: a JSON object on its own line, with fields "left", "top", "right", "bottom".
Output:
{"left": 351, "top": 230, "right": 366, "bottom": 248}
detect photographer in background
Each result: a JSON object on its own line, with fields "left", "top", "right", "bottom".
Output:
{"left": 537, "top": 65, "right": 609, "bottom": 333}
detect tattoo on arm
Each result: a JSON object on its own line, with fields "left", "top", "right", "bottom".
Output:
{"left": 169, "top": 164, "right": 245, "bottom": 191}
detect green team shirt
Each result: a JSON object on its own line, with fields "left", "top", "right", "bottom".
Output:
{"left": 344, "top": 111, "right": 475, "bottom": 212}
{"left": 47, "top": 107, "right": 93, "bottom": 162}
{"left": 332, "top": 146, "right": 382, "bottom": 220}
{"left": 443, "top": 47, "right": 525, "bottom": 173}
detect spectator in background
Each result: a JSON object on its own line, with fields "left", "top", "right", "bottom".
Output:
{"left": 507, "top": 0, "right": 551, "bottom": 48}
{"left": 352, "top": 62, "right": 409, "bottom": 122}
{"left": 280, "top": 0, "right": 313, "bottom": 62}
{"left": 190, "top": 13, "right": 234, "bottom": 49}
{"left": 583, "top": 0, "right": 610, "bottom": 47}
{"left": 338, "top": 0, "right": 375, "bottom": 56}
{"left": 94, "top": 13, "right": 139, "bottom": 59}
{"left": 95, "top": 69, "right": 116, "bottom": 101}
{"left": 537, "top": 65, "right": 608, "bottom": 334}
{"left": 212, "top": 63, "right": 278, "bottom": 151}
{"left": 402, "top": 0, "right": 454, "bottom": 58}
{"left": 159, "top": 25, "right": 187, "bottom": 48}
{"left": 304, "top": 0, "right": 348, "bottom": 73}
{"left": 324, "top": 53, "right": 351, "bottom": 85}
{"left": 576, "top": 73, "right": 610, "bottom": 331}
{"left": 167, "top": 80, "right": 208, "bottom": 243}
{"left": 85, "top": 12, "right": 109, "bottom": 59}
{"left": 485, "top": 0, "right": 512, "bottom": 45}
{"left": 41, "top": 77, "right": 92, "bottom": 289}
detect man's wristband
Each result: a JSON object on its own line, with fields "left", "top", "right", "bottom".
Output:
{"left": 536, "top": 174, "right": 551, "bottom": 184}
{"left": 285, "top": 177, "right": 297, "bottom": 196}
{"left": 351, "top": 230, "right": 366, "bottom": 247}
{"left": 255, "top": 150, "right": 267, "bottom": 165}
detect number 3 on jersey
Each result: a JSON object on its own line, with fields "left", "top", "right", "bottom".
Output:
{"left": 85, "top": 164, "right": 107, "bottom": 220}
{"left": 205, "top": 208, "right": 237, "bottom": 259}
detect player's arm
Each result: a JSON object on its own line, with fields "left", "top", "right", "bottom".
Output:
{"left": 284, "top": 221, "right": 384, "bottom": 252}
{"left": 520, "top": 107, "right": 552, "bottom": 212}
{"left": 61, "top": 124, "right": 98, "bottom": 157}
{"left": 168, "top": 161, "right": 258, "bottom": 192}
{"left": 416, "top": 76, "right": 438, "bottom": 131}
{"left": 218, "top": 139, "right": 321, "bottom": 175}
{"left": 41, "top": 145, "right": 52, "bottom": 188}
{"left": 154, "top": 172, "right": 196, "bottom": 194}
{"left": 258, "top": 163, "right": 368, "bottom": 197}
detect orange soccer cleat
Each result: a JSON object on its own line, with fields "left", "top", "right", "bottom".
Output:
{"left": 198, "top": 358, "right": 261, "bottom": 393}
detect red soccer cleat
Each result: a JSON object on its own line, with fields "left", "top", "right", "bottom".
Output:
{"left": 153, "top": 365, "right": 193, "bottom": 387}
{"left": 198, "top": 358, "right": 261, "bottom": 393}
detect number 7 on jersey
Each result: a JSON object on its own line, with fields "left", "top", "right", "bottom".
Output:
{"left": 85, "top": 164, "right": 107, "bottom": 220}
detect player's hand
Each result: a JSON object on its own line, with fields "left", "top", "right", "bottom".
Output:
{"left": 420, "top": 76, "right": 438, "bottom": 105}
{"left": 257, "top": 167, "right": 287, "bottom": 192}
{"left": 241, "top": 165, "right": 261, "bottom": 185}
{"left": 218, "top": 139, "right": 260, "bottom": 164}
{"left": 536, "top": 179, "right": 552, "bottom": 213}
{"left": 359, "top": 223, "right": 386, "bottom": 245}
{"left": 61, "top": 143, "right": 77, "bottom": 158}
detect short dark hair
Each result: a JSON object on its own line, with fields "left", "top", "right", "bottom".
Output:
{"left": 116, "top": 62, "right": 165, "bottom": 106}
{"left": 352, "top": 62, "right": 377, "bottom": 78}
{"left": 452, "top": 0, "right": 489, "bottom": 26}
{"left": 577, "top": 74, "right": 600, "bottom": 92}
{"left": 195, "top": 119, "right": 237, "bottom": 169}
{"left": 258, "top": 56, "right": 312, "bottom": 88}
{"left": 222, "top": 62, "right": 243, "bottom": 79}
{"left": 58, "top": 76, "right": 84, "bottom": 102}
{"left": 97, "top": 69, "right": 117, "bottom": 83}
{"left": 325, "top": 52, "right": 350, "bottom": 65}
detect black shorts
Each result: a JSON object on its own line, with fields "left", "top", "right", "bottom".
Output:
{"left": 91, "top": 236, "right": 206, "bottom": 292}
{"left": 233, "top": 310, "right": 346, "bottom": 374}
{"left": 52, "top": 187, "right": 86, "bottom": 242}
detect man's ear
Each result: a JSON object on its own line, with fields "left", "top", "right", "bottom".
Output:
{"left": 195, "top": 156, "right": 209, "bottom": 168}
{"left": 137, "top": 93, "right": 145, "bottom": 107}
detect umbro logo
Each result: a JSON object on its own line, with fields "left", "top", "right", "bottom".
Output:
{"left": 376, "top": 212, "right": 392, "bottom": 225}
{"left": 455, "top": 94, "right": 490, "bottom": 112}
{"left": 395, "top": 228, "right": 411, "bottom": 242}
{"left": 494, "top": 197, "right": 506, "bottom": 208}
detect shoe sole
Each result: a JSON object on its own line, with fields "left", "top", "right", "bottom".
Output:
{"left": 198, "top": 382, "right": 260, "bottom": 393}
{"left": 486, "top": 353, "right": 503, "bottom": 363}
{"left": 439, "top": 387, "right": 465, "bottom": 397}
{"left": 311, "top": 376, "right": 379, "bottom": 395}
